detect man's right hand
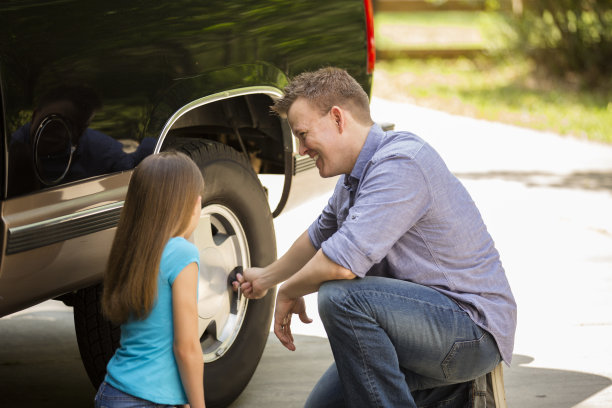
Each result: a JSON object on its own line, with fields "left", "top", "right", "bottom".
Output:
{"left": 230, "top": 230, "right": 318, "bottom": 300}
{"left": 232, "top": 267, "right": 269, "bottom": 299}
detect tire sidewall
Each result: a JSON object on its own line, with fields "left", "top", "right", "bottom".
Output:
{"left": 185, "top": 143, "right": 277, "bottom": 407}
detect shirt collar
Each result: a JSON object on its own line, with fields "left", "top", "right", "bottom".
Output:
{"left": 346, "top": 123, "right": 384, "bottom": 184}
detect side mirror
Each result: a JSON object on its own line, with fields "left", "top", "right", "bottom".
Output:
{"left": 32, "top": 114, "right": 75, "bottom": 186}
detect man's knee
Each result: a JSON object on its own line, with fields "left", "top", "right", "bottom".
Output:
{"left": 318, "top": 280, "right": 351, "bottom": 324}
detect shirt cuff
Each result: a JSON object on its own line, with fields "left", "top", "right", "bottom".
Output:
{"left": 307, "top": 219, "right": 325, "bottom": 250}
{"left": 321, "top": 229, "right": 372, "bottom": 278}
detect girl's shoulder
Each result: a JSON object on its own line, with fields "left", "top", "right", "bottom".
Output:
{"left": 166, "top": 235, "right": 195, "bottom": 249}
{"left": 161, "top": 237, "right": 200, "bottom": 279}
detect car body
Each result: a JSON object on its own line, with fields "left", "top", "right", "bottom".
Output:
{"left": 0, "top": 1, "right": 374, "bottom": 405}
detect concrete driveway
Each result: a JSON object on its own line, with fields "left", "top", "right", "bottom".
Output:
{"left": 1, "top": 97, "right": 611, "bottom": 407}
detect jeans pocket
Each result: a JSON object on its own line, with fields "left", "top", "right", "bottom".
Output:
{"left": 441, "top": 332, "right": 499, "bottom": 382}
{"left": 94, "top": 382, "right": 105, "bottom": 407}
{"left": 95, "top": 382, "right": 158, "bottom": 407}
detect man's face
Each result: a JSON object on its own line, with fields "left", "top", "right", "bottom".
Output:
{"left": 287, "top": 98, "right": 350, "bottom": 178}
{"left": 30, "top": 99, "right": 90, "bottom": 147}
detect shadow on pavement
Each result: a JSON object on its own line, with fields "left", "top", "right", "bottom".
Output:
{"left": 2, "top": 309, "right": 611, "bottom": 408}
{"left": 230, "top": 333, "right": 334, "bottom": 407}
{"left": 0, "top": 308, "right": 95, "bottom": 408}
{"left": 455, "top": 170, "right": 612, "bottom": 194}
{"left": 505, "top": 354, "right": 612, "bottom": 408}
{"left": 235, "top": 339, "right": 612, "bottom": 408}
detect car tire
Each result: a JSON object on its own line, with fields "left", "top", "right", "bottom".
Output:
{"left": 73, "top": 284, "right": 120, "bottom": 388}
{"left": 178, "top": 140, "right": 277, "bottom": 407}
{"left": 73, "top": 140, "right": 277, "bottom": 407}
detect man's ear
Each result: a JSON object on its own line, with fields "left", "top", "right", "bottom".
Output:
{"left": 330, "top": 106, "right": 344, "bottom": 132}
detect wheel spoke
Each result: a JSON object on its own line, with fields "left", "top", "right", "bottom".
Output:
{"left": 216, "top": 234, "right": 241, "bottom": 266}
{"left": 210, "top": 294, "right": 231, "bottom": 341}
{"left": 192, "top": 214, "right": 215, "bottom": 249}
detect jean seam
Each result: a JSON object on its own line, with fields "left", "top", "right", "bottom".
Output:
{"left": 348, "top": 288, "right": 467, "bottom": 318}
{"left": 337, "top": 292, "right": 384, "bottom": 408}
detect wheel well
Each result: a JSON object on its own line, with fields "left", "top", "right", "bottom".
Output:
{"left": 162, "top": 93, "right": 286, "bottom": 175}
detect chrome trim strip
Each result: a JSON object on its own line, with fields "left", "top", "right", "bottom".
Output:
{"left": 6, "top": 202, "right": 124, "bottom": 254}
{"left": 155, "top": 86, "right": 285, "bottom": 153}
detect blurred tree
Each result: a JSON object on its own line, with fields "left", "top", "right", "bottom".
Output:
{"left": 510, "top": 0, "right": 612, "bottom": 87}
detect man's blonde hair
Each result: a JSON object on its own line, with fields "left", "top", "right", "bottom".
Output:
{"left": 273, "top": 67, "right": 372, "bottom": 125}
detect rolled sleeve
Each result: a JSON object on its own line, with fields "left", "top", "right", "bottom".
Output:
{"left": 321, "top": 229, "right": 372, "bottom": 277}
{"left": 308, "top": 218, "right": 326, "bottom": 250}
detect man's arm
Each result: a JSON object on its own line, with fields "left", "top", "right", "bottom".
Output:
{"left": 235, "top": 230, "right": 317, "bottom": 299}
{"left": 235, "top": 229, "right": 356, "bottom": 350}
{"left": 274, "top": 248, "right": 356, "bottom": 351}
{"left": 279, "top": 248, "right": 356, "bottom": 299}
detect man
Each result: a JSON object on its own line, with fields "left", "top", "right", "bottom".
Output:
{"left": 9, "top": 85, "right": 154, "bottom": 195}
{"left": 234, "top": 67, "right": 516, "bottom": 407}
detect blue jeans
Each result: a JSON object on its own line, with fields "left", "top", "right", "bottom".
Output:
{"left": 95, "top": 382, "right": 178, "bottom": 408}
{"left": 305, "top": 277, "right": 501, "bottom": 408}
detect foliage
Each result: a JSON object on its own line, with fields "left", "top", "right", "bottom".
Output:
{"left": 373, "top": 57, "right": 612, "bottom": 143}
{"left": 509, "top": 0, "right": 612, "bottom": 87}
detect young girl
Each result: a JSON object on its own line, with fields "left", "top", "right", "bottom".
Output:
{"left": 95, "top": 151, "right": 206, "bottom": 408}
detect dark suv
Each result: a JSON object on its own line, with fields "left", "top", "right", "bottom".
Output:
{"left": 0, "top": 1, "right": 375, "bottom": 406}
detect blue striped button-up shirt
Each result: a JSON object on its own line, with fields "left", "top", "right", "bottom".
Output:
{"left": 308, "top": 124, "right": 517, "bottom": 364}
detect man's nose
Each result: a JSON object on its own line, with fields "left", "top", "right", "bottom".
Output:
{"left": 298, "top": 142, "right": 307, "bottom": 156}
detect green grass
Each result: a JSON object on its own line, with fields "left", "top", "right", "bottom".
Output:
{"left": 375, "top": 11, "right": 512, "bottom": 50}
{"left": 373, "top": 57, "right": 612, "bottom": 143}
{"left": 372, "top": 10, "right": 611, "bottom": 143}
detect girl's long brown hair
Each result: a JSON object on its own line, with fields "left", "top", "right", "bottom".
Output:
{"left": 102, "top": 151, "right": 204, "bottom": 325}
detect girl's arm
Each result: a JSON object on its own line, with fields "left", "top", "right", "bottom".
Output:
{"left": 172, "top": 262, "right": 205, "bottom": 408}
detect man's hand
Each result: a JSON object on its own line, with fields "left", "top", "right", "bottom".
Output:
{"left": 232, "top": 267, "right": 269, "bottom": 299}
{"left": 273, "top": 289, "right": 312, "bottom": 351}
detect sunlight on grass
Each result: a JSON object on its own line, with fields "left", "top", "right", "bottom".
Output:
{"left": 373, "top": 57, "right": 612, "bottom": 143}
{"left": 375, "top": 11, "right": 511, "bottom": 50}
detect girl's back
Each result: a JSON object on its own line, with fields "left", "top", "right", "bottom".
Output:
{"left": 104, "top": 236, "right": 199, "bottom": 405}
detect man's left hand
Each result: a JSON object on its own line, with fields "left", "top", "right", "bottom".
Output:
{"left": 273, "top": 290, "right": 312, "bottom": 351}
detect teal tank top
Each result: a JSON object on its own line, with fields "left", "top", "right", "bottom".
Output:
{"left": 105, "top": 236, "right": 200, "bottom": 405}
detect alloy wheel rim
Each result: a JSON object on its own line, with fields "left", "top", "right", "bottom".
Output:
{"left": 191, "top": 203, "right": 249, "bottom": 362}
